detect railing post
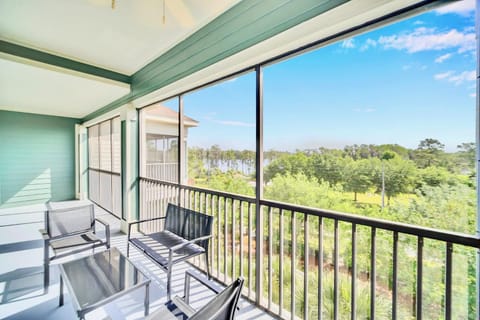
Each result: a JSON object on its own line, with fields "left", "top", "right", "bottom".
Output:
{"left": 255, "top": 64, "right": 264, "bottom": 305}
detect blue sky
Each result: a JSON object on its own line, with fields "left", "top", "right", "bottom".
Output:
{"left": 183, "top": 0, "right": 476, "bottom": 152}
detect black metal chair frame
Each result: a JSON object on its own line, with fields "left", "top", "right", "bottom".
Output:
{"left": 127, "top": 203, "right": 213, "bottom": 300}
{"left": 146, "top": 270, "right": 244, "bottom": 320}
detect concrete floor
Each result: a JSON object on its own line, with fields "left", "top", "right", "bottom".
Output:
{"left": 0, "top": 201, "right": 275, "bottom": 320}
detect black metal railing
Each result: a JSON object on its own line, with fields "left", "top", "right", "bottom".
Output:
{"left": 139, "top": 177, "right": 480, "bottom": 320}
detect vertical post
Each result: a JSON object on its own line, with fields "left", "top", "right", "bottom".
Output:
{"left": 476, "top": 2, "right": 480, "bottom": 318}
{"left": 179, "top": 95, "right": 185, "bottom": 186}
{"left": 120, "top": 104, "right": 139, "bottom": 233}
{"left": 255, "top": 64, "right": 264, "bottom": 305}
{"left": 445, "top": 242, "right": 452, "bottom": 320}
{"left": 77, "top": 124, "right": 89, "bottom": 200}
{"left": 392, "top": 232, "right": 398, "bottom": 320}
{"left": 416, "top": 236, "right": 423, "bottom": 320}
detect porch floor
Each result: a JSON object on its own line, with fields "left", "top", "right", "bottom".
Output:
{"left": 0, "top": 201, "right": 274, "bottom": 320}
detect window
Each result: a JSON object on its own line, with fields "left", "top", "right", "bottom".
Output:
{"left": 87, "top": 117, "right": 121, "bottom": 217}
{"left": 263, "top": 3, "right": 476, "bottom": 234}
{"left": 140, "top": 98, "right": 180, "bottom": 183}
{"left": 183, "top": 72, "right": 256, "bottom": 196}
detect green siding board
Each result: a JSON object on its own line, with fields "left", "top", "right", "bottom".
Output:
{"left": 131, "top": 0, "right": 286, "bottom": 87}
{"left": 131, "top": 1, "right": 266, "bottom": 81}
{"left": 133, "top": 2, "right": 346, "bottom": 97}
{"left": 0, "top": 110, "right": 80, "bottom": 208}
{"left": 82, "top": 0, "right": 347, "bottom": 122}
{"left": 131, "top": 0, "right": 345, "bottom": 88}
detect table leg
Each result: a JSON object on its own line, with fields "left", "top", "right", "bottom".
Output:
{"left": 144, "top": 282, "right": 150, "bottom": 316}
{"left": 59, "top": 275, "right": 64, "bottom": 306}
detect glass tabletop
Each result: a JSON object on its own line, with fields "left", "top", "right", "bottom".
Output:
{"left": 60, "top": 247, "right": 149, "bottom": 310}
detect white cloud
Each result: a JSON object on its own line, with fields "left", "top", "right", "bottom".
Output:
{"left": 402, "top": 65, "right": 412, "bottom": 71}
{"left": 413, "top": 20, "right": 425, "bottom": 25}
{"left": 341, "top": 38, "right": 355, "bottom": 49}
{"left": 353, "top": 108, "right": 376, "bottom": 113}
{"left": 434, "top": 53, "right": 453, "bottom": 63}
{"left": 436, "top": 0, "right": 475, "bottom": 16}
{"left": 378, "top": 27, "right": 475, "bottom": 53}
{"left": 447, "top": 70, "right": 476, "bottom": 85}
{"left": 470, "top": 93, "right": 477, "bottom": 98}
{"left": 434, "top": 71, "right": 454, "bottom": 80}
{"left": 434, "top": 70, "right": 475, "bottom": 85}
{"left": 360, "top": 38, "right": 377, "bottom": 51}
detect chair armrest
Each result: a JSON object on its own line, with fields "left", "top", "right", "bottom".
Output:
{"left": 183, "top": 270, "right": 221, "bottom": 305}
{"left": 185, "top": 270, "right": 219, "bottom": 294}
{"left": 169, "top": 234, "right": 212, "bottom": 251}
{"left": 128, "top": 216, "right": 166, "bottom": 240}
{"left": 171, "top": 296, "right": 196, "bottom": 317}
{"left": 39, "top": 229, "right": 50, "bottom": 240}
{"left": 129, "top": 216, "right": 166, "bottom": 226}
{"left": 95, "top": 217, "right": 111, "bottom": 248}
{"left": 95, "top": 216, "right": 109, "bottom": 227}
{"left": 183, "top": 270, "right": 242, "bottom": 311}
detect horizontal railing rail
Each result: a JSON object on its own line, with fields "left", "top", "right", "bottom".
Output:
{"left": 88, "top": 167, "right": 121, "bottom": 176}
{"left": 145, "top": 162, "right": 178, "bottom": 182}
{"left": 139, "top": 177, "right": 479, "bottom": 320}
{"left": 260, "top": 199, "right": 480, "bottom": 249}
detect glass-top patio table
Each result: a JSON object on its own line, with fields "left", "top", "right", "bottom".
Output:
{"left": 58, "top": 247, "right": 150, "bottom": 319}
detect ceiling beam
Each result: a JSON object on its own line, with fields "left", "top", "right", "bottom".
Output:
{"left": 0, "top": 40, "right": 131, "bottom": 84}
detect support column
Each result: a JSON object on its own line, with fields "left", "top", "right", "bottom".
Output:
{"left": 179, "top": 95, "right": 186, "bottom": 185}
{"left": 255, "top": 65, "right": 264, "bottom": 305}
{"left": 120, "top": 104, "right": 139, "bottom": 233}
{"left": 76, "top": 124, "right": 88, "bottom": 200}
{"left": 476, "top": 1, "right": 480, "bottom": 318}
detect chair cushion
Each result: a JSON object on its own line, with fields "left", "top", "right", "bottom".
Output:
{"left": 130, "top": 230, "right": 205, "bottom": 266}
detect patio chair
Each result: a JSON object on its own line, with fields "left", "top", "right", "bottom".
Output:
{"left": 128, "top": 203, "right": 213, "bottom": 300}
{"left": 146, "top": 270, "right": 244, "bottom": 320}
{"left": 39, "top": 202, "right": 110, "bottom": 289}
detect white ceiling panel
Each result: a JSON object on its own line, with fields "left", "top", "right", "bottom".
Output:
{"left": 0, "top": 56, "right": 130, "bottom": 118}
{"left": 0, "top": 0, "right": 239, "bottom": 75}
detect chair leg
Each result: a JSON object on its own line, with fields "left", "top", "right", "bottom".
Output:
{"left": 43, "top": 239, "right": 49, "bottom": 291}
{"left": 205, "top": 252, "right": 211, "bottom": 280}
{"left": 127, "top": 242, "right": 130, "bottom": 257}
{"left": 167, "top": 267, "right": 172, "bottom": 301}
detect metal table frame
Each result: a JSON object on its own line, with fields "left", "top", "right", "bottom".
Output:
{"left": 58, "top": 247, "right": 150, "bottom": 319}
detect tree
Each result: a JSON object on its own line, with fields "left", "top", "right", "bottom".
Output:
{"left": 207, "top": 169, "right": 254, "bottom": 196}
{"left": 456, "top": 142, "right": 476, "bottom": 174}
{"left": 264, "top": 152, "right": 312, "bottom": 182}
{"left": 414, "top": 138, "right": 445, "bottom": 168}
{"left": 311, "top": 153, "right": 347, "bottom": 186}
{"left": 373, "top": 157, "right": 416, "bottom": 204}
{"left": 343, "top": 159, "right": 374, "bottom": 201}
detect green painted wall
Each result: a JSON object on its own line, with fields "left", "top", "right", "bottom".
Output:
{"left": 0, "top": 110, "right": 80, "bottom": 208}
